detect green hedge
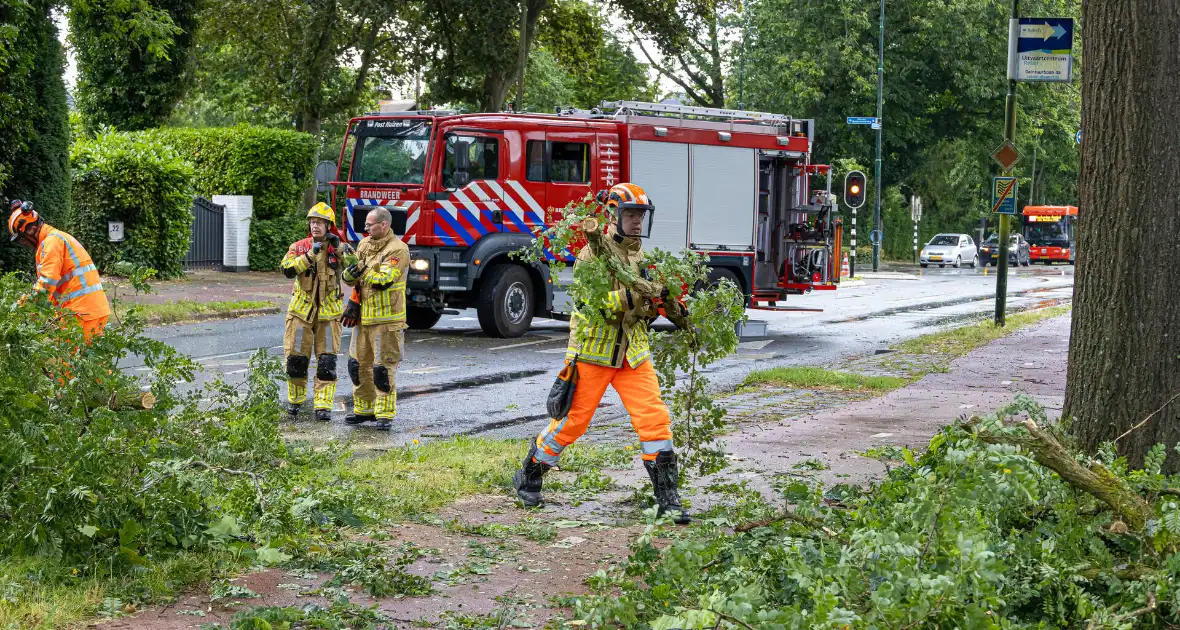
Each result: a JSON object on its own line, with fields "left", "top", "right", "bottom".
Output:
{"left": 69, "top": 132, "right": 194, "bottom": 278}
{"left": 138, "top": 126, "right": 318, "bottom": 270}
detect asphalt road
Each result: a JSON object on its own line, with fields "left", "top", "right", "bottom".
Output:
{"left": 128, "top": 263, "right": 1075, "bottom": 446}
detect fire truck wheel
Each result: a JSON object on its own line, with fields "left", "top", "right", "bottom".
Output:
{"left": 407, "top": 306, "right": 443, "bottom": 330}
{"left": 477, "top": 264, "right": 534, "bottom": 338}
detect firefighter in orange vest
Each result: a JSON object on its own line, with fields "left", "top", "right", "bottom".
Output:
{"left": 513, "top": 183, "right": 691, "bottom": 524}
{"left": 8, "top": 200, "right": 110, "bottom": 341}
{"left": 280, "top": 203, "right": 346, "bottom": 421}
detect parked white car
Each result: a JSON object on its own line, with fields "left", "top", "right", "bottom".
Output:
{"left": 920, "top": 233, "right": 978, "bottom": 268}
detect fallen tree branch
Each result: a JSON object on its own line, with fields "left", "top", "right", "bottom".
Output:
{"left": 965, "top": 417, "right": 1154, "bottom": 531}
{"left": 735, "top": 510, "right": 836, "bottom": 537}
{"left": 1115, "top": 392, "right": 1180, "bottom": 444}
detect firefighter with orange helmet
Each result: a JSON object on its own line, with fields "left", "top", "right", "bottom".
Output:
{"left": 8, "top": 199, "right": 111, "bottom": 341}
{"left": 280, "top": 202, "right": 346, "bottom": 421}
{"left": 512, "top": 183, "right": 691, "bottom": 524}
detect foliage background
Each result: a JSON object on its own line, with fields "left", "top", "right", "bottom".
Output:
{"left": 0, "top": 0, "right": 70, "bottom": 273}
{"left": 70, "top": 132, "right": 194, "bottom": 278}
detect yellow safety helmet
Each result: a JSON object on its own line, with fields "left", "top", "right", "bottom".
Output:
{"left": 307, "top": 202, "right": 336, "bottom": 225}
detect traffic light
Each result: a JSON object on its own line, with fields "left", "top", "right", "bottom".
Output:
{"left": 844, "top": 171, "right": 867, "bottom": 208}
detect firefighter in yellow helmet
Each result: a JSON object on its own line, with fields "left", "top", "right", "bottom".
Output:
{"left": 513, "top": 183, "right": 691, "bottom": 524}
{"left": 341, "top": 207, "right": 410, "bottom": 431}
{"left": 8, "top": 199, "right": 111, "bottom": 342}
{"left": 279, "top": 202, "right": 346, "bottom": 421}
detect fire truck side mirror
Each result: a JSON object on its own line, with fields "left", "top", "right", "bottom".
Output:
{"left": 452, "top": 139, "right": 472, "bottom": 188}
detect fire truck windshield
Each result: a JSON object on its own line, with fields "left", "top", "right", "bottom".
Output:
{"left": 352, "top": 119, "right": 432, "bottom": 184}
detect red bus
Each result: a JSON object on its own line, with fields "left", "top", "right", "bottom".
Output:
{"left": 1022, "top": 205, "right": 1078, "bottom": 264}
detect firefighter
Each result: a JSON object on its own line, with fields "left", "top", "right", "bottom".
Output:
{"left": 513, "top": 183, "right": 691, "bottom": 524}
{"left": 341, "top": 207, "right": 409, "bottom": 430}
{"left": 8, "top": 199, "right": 110, "bottom": 341}
{"left": 280, "top": 202, "right": 346, "bottom": 421}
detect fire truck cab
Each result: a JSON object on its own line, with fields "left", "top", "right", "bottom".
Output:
{"left": 328, "top": 101, "right": 841, "bottom": 338}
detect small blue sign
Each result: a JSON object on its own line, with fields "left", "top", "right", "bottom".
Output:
{"left": 992, "top": 177, "right": 1018, "bottom": 215}
{"left": 847, "top": 117, "right": 878, "bottom": 125}
{"left": 1075, "top": 130, "right": 1082, "bottom": 144}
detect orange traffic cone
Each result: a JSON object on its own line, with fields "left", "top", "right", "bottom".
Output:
{"left": 841, "top": 255, "right": 851, "bottom": 278}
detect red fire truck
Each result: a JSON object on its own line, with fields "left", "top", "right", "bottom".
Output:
{"left": 325, "top": 101, "right": 841, "bottom": 338}
{"left": 1022, "top": 205, "right": 1078, "bottom": 264}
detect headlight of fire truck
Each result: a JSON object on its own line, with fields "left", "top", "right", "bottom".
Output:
{"left": 411, "top": 259, "right": 430, "bottom": 271}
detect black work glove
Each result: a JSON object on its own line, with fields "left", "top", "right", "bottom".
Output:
{"left": 341, "top": 299, "right": 361, "bottom": 328}
{"left": 326, "top": 233, "right": 340, "bottom": 250}
{"left": 282, "top": 265, "right": 298, "bottom": 279}
{"left": 345, "top": 263, "right": 365, "bottom": 280}
{"left": 371, "top": 279, "right": 395, "bottom": 291}
{"left": 311, "top": 241, "right": 323, "bottom": 255}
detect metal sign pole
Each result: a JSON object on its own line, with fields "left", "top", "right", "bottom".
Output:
{"left": 996, "top": 0, "right": 1020, "bottom": 326}
{"left": 872, "top": 0, "right": 885, "bottom": 272}
{"left": 850, "top": 205, "right": 857, "bottom": 277}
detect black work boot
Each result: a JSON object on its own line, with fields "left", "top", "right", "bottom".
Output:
{"left": 512, "top": 444, "right": 552, "bottom": 508}
{"left": 344, "top": 410, "right": 375, "bottom": 425}
{"left": 285, "top": 402, "right": 301, "bottom": 418}
{"left": 644, "top": 450, "right": 690, "bottom": 525}
{"left": 314, "top": 409, "right": 331, "bottom": 422}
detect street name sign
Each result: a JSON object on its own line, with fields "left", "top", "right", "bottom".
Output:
{"left": 1010, "top": 18, "right": 1074, "bottom": 82}
{"left": 847, "top": 117, "right": 878, "bottom": 125}
{"left": 992, "top": 177, "right": 1018, "bottom": 215}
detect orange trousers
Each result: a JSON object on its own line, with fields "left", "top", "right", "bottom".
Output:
{"left": 533, "top": 359, "right": 673, "bottom": 465}
{"left": 81, "top": 316, "right": 108, "bottom": 343}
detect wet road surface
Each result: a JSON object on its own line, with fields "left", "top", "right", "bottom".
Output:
{"left": 127, "top": 263, "right": 1075, "bottom": 445}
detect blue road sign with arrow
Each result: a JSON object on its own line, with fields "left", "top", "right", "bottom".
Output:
{"left": 847, "top": 117, "right": 878, "bottom": 125}
{"left": 1013, "top": 18, "right": 1074, "bottom": 82}
{"left": 1076, "top": 130, "right": 1082, "bottom": 144}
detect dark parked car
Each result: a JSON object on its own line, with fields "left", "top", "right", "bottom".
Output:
{"left": 979, "top": 233, "right": 1031, "bottom": 266}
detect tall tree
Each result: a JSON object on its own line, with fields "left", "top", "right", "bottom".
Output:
{"left": 71, "top": 0, "right": 198, "bottom": 130}
{"left": 0, "top": 0, "right": 70, "bottom": 272}
{"left": 1064, "top": 0, "right": 1180, "bottom": 468}
{"left": 419, "top": 0, "right": 549, "bottom": 112}
{"left": 536, "top": 0, "right": 655, "bottom": 108}
{"left": 613, "top": 0, "right": 734, "bottom": 107}
{"left": 197, "top": 0, "right": 405, "bottom": 137}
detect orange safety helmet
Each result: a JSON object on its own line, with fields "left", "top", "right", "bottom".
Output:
{"left": 595, "top": 183, "right": 654, "bottom": 239}
{"left": 8, "top": 200, "right": 41, "bottom": 245}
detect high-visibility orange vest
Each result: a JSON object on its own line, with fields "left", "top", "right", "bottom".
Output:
{"left": 34, "top": 225, "right": 110, "bottom": 321}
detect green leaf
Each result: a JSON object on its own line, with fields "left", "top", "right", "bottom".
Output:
{"left": 254, "top": 546, "right": 293, "bottom": 566}
{"left": 79, "top": 525, "right": 99, "bottom": 538}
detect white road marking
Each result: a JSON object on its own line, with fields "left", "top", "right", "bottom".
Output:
{"left": 536, "top": 347, "right": 568, "bottom": 354}
{"left": 738, "top": 340, "right": 774, "bottom": 351}
{"left": 406, "top": 366, "right": 459, "bottom": 375}
{"left": 452, "top": 316, "right": 476, "bottom": 321}
{"left": 870, "top": 432, "right": 894, "bottom": 438}
{"left": 488, "top": 336, "right": 566, "bottom": 351}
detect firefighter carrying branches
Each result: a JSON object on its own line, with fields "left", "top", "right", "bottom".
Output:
{"left": 513, "top": 183, "right": 692, "bottom": 525}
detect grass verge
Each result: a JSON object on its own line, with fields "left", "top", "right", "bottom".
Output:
{"left": 893, "top": 304, "right": 1071, "bottom": 358}
{"left": 115, "top": 299, "right": 274, "bottom": 324}
{"left": 742, "top": 367, "right": 910, "bottom": 392}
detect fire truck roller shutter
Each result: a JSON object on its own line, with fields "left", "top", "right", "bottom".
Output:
{"left": 689, "top": 145, "right": 757, "bottom": 251}
{"left": 629, "top": 140, "right": 689, "bottom": 254}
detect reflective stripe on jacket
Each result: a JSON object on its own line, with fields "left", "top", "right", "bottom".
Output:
{"left": 565, "top": 235, "right": 653, "bottom": 369}
{"left": 342, "top": 232, "right": 410, "bottom": 326}
{"left": 280, "top": 237, "right": 344, "bottom": 322}
{"left": 35, "top": 226, "right": 110, "bottom": 321}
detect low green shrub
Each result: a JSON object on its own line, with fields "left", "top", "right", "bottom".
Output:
{"left": 575, "top": 396, "right": 1180, "bottom": 628}
{"left": 0, "top": 273, "right": 374, "bottom": 565}
{"left": 69, "top": 132, "right": 193, "bottom": 278}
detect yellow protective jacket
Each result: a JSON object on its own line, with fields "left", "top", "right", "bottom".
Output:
{"left": 565, "top": 233, "right": 656, "bottom": 369}
{"left": 341, "top": 232, "right": 409, "bottom": 326}
{"left": 34, "top": 225, "right": 110, "bottom": 321}
{"left": 280, "top": 237, "right": 345, "bottom": 322}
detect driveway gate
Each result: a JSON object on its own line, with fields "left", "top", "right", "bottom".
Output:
{"left": 184, "top": 197, "right": 225, "bottom": 270}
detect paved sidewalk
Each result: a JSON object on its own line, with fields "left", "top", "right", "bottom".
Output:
{"left": 105, "top": 270, "right": 290, "bottom": 307}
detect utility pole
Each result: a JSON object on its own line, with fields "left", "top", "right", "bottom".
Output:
{"left": 1028, "top": 146, "right": 1038, "bottom": 206}
{"left": 516, "top": 0, "right": 529, "bottom": 111}
{"left": 995, "top": 0, "right": 1019, "bottom": 326}
{"left": 738, "top": 11, "right": 750, "bottom": 109}
{"left": 872, "top": 0, "right": 885, "bottom": 272}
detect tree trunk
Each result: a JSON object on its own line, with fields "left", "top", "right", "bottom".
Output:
{"left": 1063, "top": 0, "right": 1180, "bottom": 469}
